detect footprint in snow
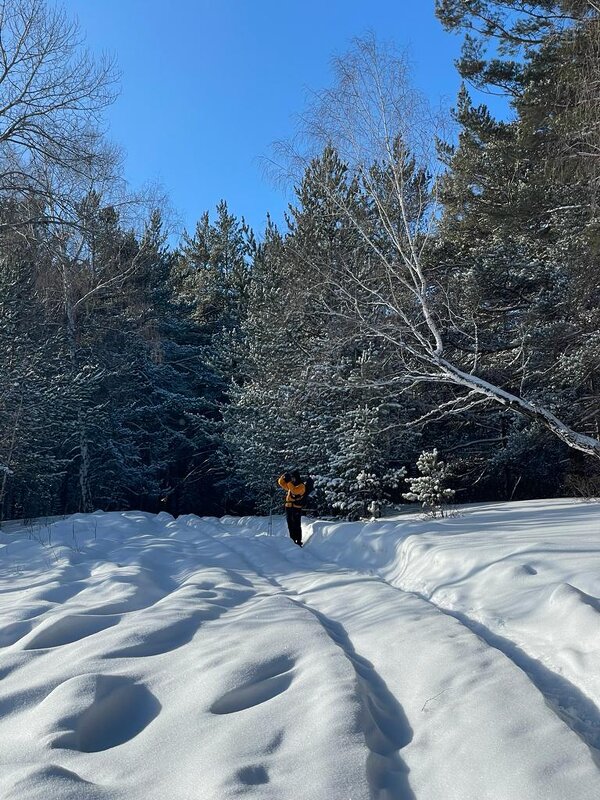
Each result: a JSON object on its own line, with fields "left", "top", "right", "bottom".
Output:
{"left": 0, "top": 620, "right": 33, "bottom": 647}
{"left": 520, "top": 564, "right": 538, "bottom": 575}
{"left": 32, "top": 580, "right": 88, "bottom": 604}
{"left": 236, "top": 764, "right": 270, "bottom": 786}
{"left": 21, "top": 614, "right": 120, "bottom": 650}
{"left": 48, "top": 674, "right": 161, "bottom": 753}
{"left": 210, "top": 655, "right": 296, "bottom": 715}
{"left": 106, "top": 610, "right": 212, "bottom": 658}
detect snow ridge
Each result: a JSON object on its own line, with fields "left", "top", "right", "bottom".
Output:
{"left": 2, "top": 503, "right": 600, "bottom": 799}
{"left": 209, "top": 524, "right": 415, "bottom": 798}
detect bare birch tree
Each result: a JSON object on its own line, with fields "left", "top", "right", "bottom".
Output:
{"left": 278, "top": 35, "right": 600, "bottom": 459}
{"left": 0, "top": 0, "right": 119, "bottom": 228}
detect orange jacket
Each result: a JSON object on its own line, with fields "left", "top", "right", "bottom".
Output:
{"left": 278, "top": 475, "right": 306, "bottom": 509}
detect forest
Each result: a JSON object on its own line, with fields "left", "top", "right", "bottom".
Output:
{"left": 1, "top": 0, "right": 599, "bottom": 521}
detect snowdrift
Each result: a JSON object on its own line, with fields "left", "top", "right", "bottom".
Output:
{"left": 0, "top": 499, "right": 599, "bottom": 799}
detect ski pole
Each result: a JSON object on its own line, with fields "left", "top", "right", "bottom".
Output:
{"left": 267, "top": 480, "right": 276, "bottom": 536}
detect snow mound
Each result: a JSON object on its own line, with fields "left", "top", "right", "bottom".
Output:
{"left": 1, "top": 501, "right": 600, "bottom": 799}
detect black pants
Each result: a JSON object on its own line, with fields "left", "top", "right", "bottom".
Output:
{"left": 285, "top": 507, "right": 303, "bottom": 546}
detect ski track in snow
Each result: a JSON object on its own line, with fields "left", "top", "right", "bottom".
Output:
{"left": 397, "top": 586, "right": 600, "bottom": 761}
{"left": 214, "top": 518, "right": 600, "bottom": 798}
{"left": 1, "top": 503, "right": 600, "bottom": 799}
{"left": 204, "top": 522, "right": 415, "bottom": 799}
{"left": 268, "top": 525, "right": 600, "bottom": 762}
{"left": 0, "top": 515, "right": 373, "bottom": 800}
{"left": 300, "top": 501, "right": 600, "bottom": 764}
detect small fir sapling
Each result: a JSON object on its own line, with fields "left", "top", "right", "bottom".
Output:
{"left": 403, "top": 449, "right": 455, "bottom": 517}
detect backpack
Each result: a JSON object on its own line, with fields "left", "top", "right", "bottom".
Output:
{"left": 300, "top": 475, "right": 315, "bottom": 508}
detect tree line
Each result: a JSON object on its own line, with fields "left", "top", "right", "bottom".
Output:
{"left": 1, "top": 0, "right": 599, "bottom": 521}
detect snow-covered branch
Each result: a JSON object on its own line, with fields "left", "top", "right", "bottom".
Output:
{"left": 295, "top": 35, "right": 600, "bottom": 461}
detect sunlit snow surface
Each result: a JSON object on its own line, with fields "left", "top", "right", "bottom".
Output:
{"left": 1, "top": 499, "right": 600, "bottom": 799}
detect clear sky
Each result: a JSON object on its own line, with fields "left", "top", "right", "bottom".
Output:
{"left": 61, "top": 1, "right": 465, "bottom": 239}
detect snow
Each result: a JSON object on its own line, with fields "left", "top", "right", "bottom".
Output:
{"left": 1, "top": 500, "right": 600, "bottom": 798}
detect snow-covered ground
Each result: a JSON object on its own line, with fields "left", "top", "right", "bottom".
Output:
{"left": 1, "top": 500, "right": 600, "bottom": 799}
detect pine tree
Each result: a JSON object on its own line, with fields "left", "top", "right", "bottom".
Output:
{"left": 403, "top": 449, "right": 455, "bottom": 517}
{"left": 176, "top": 201, "right": 255, "bottom": 334}
{"left": 321, "top": 405, "right": 407, "bottom": 520}
{"left": 224, "top": 147, "right": 418, "bottom": 515}
{"left": 435, "top": 1, "right": 600, "bottom": 482}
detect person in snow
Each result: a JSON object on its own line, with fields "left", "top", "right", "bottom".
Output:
{"left": 278, "top": 470, "right": 305, "bottom": 547}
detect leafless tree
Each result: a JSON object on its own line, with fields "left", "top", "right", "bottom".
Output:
{"left": 0, "top": 0, "right": 120, "bottom": 230}
{"left": 558, "top": 9, "right": 600, "bottom": 176}
{"left": 0, "top": 2, "right": 165, "bottom": 514}
{"left": 277, "top": 35, "right": 600, "bottom": 460}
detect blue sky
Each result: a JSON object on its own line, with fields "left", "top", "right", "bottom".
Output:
{"left": 62, "top": 1, "right": 466, "bottom": 239}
